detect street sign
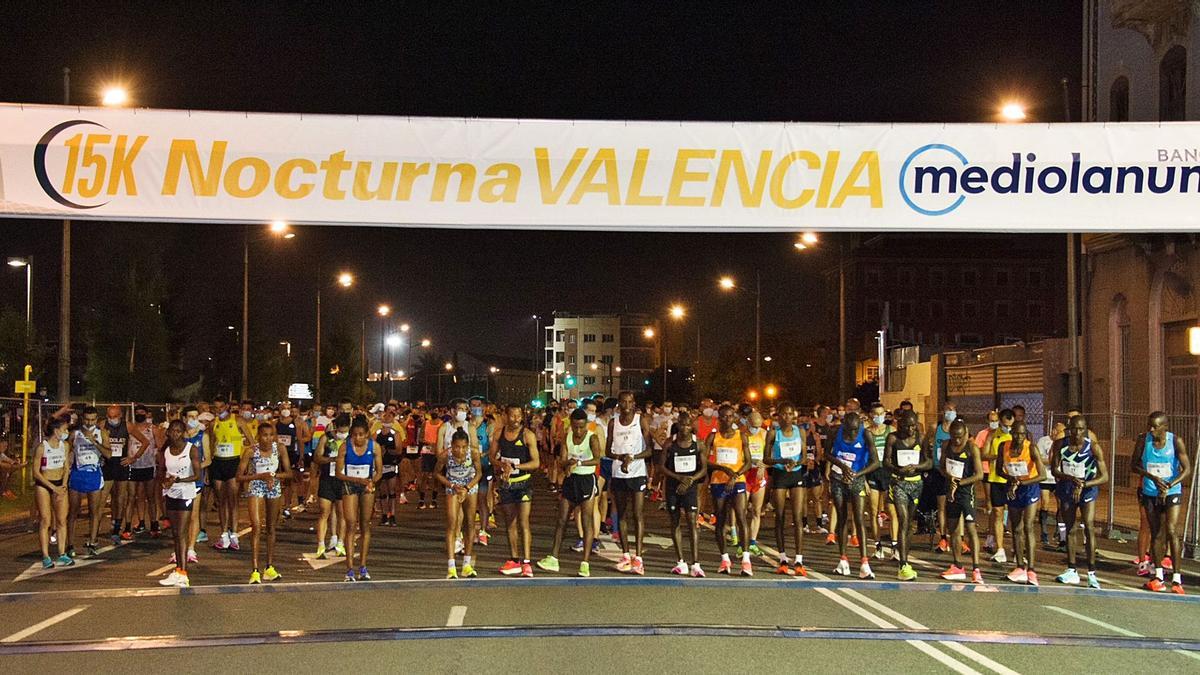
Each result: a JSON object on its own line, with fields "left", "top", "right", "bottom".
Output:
{"left": 288, "top": 383, "right": 314, "bottom": 400}
{"left": 13, "top": 379, "right": 35, "bottom": 394}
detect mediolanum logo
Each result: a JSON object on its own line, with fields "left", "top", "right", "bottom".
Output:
{"left": 898, "top": 143, "right": 1200, "bottom": 216}
{"left": 34, "top": 120, "right": 147, "bottom": 210}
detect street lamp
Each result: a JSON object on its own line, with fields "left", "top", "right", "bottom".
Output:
{"left": 279, "top": 341, "right": 291, "bottom": 358}
{"left": 337, "top": 272, "right": 354, "bottom": 288}
{"left": 241, "top": 222, "right": 295, "bottom": 399}
{"left": 643, "top": 327, "right": 655, "bottom": 339}
{"left": 1001, "top": 102, "right": 1027, "bottom": 122}
{"left": 445, "top": 362, "right": 454, "bottom": 371}
{"left": 795, "top": 233, "right": 849, "bottom": 402}
{"left": 421, "top": 338, "right": 431, "bottom": 348}
{"left": 717, "top": 272, "right": 762, "bottom": 388}
{"left": 6, "top": 257, "right": 31, "bottom": 334}
{"left": 100, "top": 85, "right": 129, "bottom": 107}
{"left": 316, "top": 270, "right": 354, "bottom": 402}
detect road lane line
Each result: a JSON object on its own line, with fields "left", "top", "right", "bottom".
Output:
{"left": 146, "top": 563, "right": 175, "bottom": 577}
{"left": 1, "top": 605, "right": 89, "bottom": 643}
{"left": 815, "top": 587, "right": 981, "bottom": 674}
{"left": 1043, "top": 605, "right": 1200, "bottom": 663}
{"left": 446, "top": 605, "right": 467, "bottom": 627}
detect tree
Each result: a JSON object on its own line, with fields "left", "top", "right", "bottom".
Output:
{"left": 0, "top": 308, "right": 46, "bottom": 395}
{"left": 83, "top": 261, "right": 173, "bottom": 402}
{"left": 319, "top": 320, "right": 370, "bottom": 404}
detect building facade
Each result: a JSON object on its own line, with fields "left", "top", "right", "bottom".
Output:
{"left": 544, "top": 312, "right": 659, "bottom": 400}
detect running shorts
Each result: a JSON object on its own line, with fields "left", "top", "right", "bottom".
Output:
{"left": 746, "top": 467, "right": 767, "bottom": 494}
{"left": 103, "top": 457, "right": 129, "bottom": 482}
{"left": 318, "top": 477, "right": 342, "bottom": 502}
{"left": 498, "top": 480, "right": 533, "bottom": 504}
{"left": 420, "top": 454, "right": 437, "bottom": 473}
{"left": 666, "top": 481, "right": 698, "bottom": 512}
{"left": 945, "top": 485, "right": 976, "bottom": 523}
{"left": 1141, "top": 492, "right": 1183, "bottom": 508}
{"left": 1055, "top": 483, "right": 1098, "bottom": 510}
{"left": 249, "top": 478, "right": 282, "bottom": 500}
{"left": 866, "top": 467, "right": 890, "bottom": 492}
{"left": 561, "top": 473, "right": 598, "bottom": 505}
{"left": 768, "top": 468, "right": 805, "bottom": 490}
{"left": 130, "top": 467, "right": 154, "bottom": 483}
{"left": 165, "top": 496, "right": 194, "bottom": 511}
{"left": 989, "top": 482, "right": 1010, "bottom": 508}
{"left": 1007, "top": 482, "right": 1040, "bottom": 508}
{"left": 210, "top": 457, "right": 240, "bottom": 482}
{"left": 611, "top": 476, "right": 648, "bottom": 494}
{"left": 889, "top": 478, "right": 922, "bottom": 512}
{"left": 829, "top": 475, "right": 867, "bottom": 501}
{"left": 925, "top": 470, "right": 947, "bottom": 497}
{"left": 68, "top": 469, "right": 103, "bottom": 494}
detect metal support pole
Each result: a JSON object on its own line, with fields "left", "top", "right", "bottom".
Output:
{"left": 315, "top": 284, "right": 322, "bottom": 402}
{"left": 58, "top": 67, "right": 71, "bottom": 402}
{"left": 241, "top": 230, "right": 249, "bottom": 400}
{"left": 1067, "top": 234, "right": 1082, "bottom": 410}
{"left": 24, "top": 256, "right": 32, "bottom": 335}
{"left": 754, "top": 269, "right": 761, "bottom": 388}
{"left": 1107, "top": 411, "right": 1117, "bottom": 537}
{"left": 838, "top": 241, "right": 847, "bottom": 403}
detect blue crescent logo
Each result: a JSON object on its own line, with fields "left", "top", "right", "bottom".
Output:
{"left": 33, "top": 120, "right": 110, "bottom": 210}
{"left": 898, "top": 143, "right": 968, "bottom": 216}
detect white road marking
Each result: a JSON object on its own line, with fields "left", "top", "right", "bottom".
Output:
{"left": 815, "top": 587, "right": 981, "bottom": 674}
{"left": 1, "top": 605, "right": 89, "bottom": 642}
{"left": 1043, "top": 605, "right": 1200, "bottom": 663}
{"left": 13, "top": 557, "right": 103, "bottom": 583}
{"left": 146, "top": 563, "right": 175, "bottom": 577}
{"left": 446, "top": 605, "right": 467, "bottom": 627}
{"left": 301, "top": 551, "right": 345, "bottom": 570}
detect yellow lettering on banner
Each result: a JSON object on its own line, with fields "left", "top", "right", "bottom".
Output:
{"left": 61, "top": 133, "right": 82, "bottom": 194}
{"left": 625, "top": 148, "right": 663, "bottom": 206}
{"left": 320, "top": 151, "right": 352, "bottom": 200}
{"left": 352, "top": 161, "right": 397, "bottom": 201}
{"left": 769, "top": 151, "right": 818, "bottom": 209}
{"left": 163, "top": 139, "right": 225, "bottom": 197}
{"left": 831, "top": 151, "right": 882, "bottom": 207}
{"left": 432, "top": 163, "right": 477, "bottom": 202}
{"left": 712, "top": 150, "right": 771, "bottom": 207}
{"left": 275, "top": 158, "right": 317, "bottom": 199}
{"left": 479, "top": 163, "right": 520, "bottom": 203}
{"left": 77, "top": 134, "right": 112, "bottom": 199}
{"left": 816, "top": 150, "right": 840, "bottom": 208}
{"left": 667, "top": 149, "right": 715, "bottom": 207}
{"left": 535, "top": 148, "right": 587, "bottom": 205}
{"left": 395, "top": 162, "right": 430, "bottom": 201}
{"left": 106, "top": 135, "right": 147, "bottom": 196}
{"left": 224, "top": 157, "right": 270, "bottom": 198}
{"left": 568, "top": 148, "right": 620, "bottom": 205}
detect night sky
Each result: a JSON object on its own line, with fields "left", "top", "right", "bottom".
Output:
{"left": 0, "top": 2, "right": 1082, "bottom": 376}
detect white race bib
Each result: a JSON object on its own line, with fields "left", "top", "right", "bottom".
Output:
{"left": 946, "top": 459, "right": 965, "bottom": 479}
{"left": 346, "top": 463, "right": 369, "bottom": 479}
{"left": 748, "top": 439, "right": 765, "bottom": 462}
{"left": 1004, "top": 461, "right": 1029, "bottom": 478}
{"left": 405, "top": 446, "right": 419, "bottom": 455}
{"left": 1147, "top": 462, "right": 1172, "bottom": 479}
{"left": 277, "top": 435, "right": 293, "bottom": 448}
{"left": 673, "top": 454, "right": 697, "bottom": 473}
{"left": 382, "top": 464, "right": 397, "bottom": 475}
{"left": 77, "top": 447, "right": 100, "bottom": 467}
{"left": 109, "top": 442, "right": 124, "bottom": 458}
{"left": 216, "top": 442, "right": 238, "bottom": 459}
{"left": 778, "top": 440, "right": 802, "bottom": 460}
{"left": 254, "top": 455, "right": 277, "bottom": 475}
{"left": 716, "top": 446, "right": 739, "bottom": 466}
{"left": 896, "top": 449, "right": 920, "bottom": 467}
{"left": 1060, "top": 461, "right": 1087, "bottom": 479}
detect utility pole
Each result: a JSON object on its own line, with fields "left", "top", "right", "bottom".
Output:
{"left": 58, "top": 67, "right": 71, "bottom": 401}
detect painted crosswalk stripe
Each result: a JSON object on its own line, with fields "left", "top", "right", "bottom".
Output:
{"left": 1043, "top": 605, "right": 1200, "bottom": 663}
{"left": 446, "top": 605, "right": 467, "bottom": 627}
{"left": 1, "top": 605, "right": 89, "bottom": 643}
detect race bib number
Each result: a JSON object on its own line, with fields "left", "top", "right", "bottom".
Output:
{"left": 716, "top": 446, "right": 739, "bottom": 466}
{"left": 254, "top": 456, "right": 277, "bottom": 475}
{"left": 1147, "top": 462, "right": 1173, "bottom": 479}
{"left": 946, "top": 459, "right": 965, "bottom": 479}
{"left": 277, "top": 435, "right": 293, "bottom": 448}
{"left": 328, "top": 462, "right": 338, "bottom": 477}
{"left": 673, "top": 455, "right": 697, "bottom": 473}
{"left": 406, "top": 446, "right": 419, "bottom": 456}
{"left": 109, "top": 442, "right": 124, "bottom": 458}
{"left": 1060, "top": 461, "right": 1087, "bottom": 479}
{"left": 216, "top": 442, "right": 237, "bottom": 459}
{"left": 837, "top": 450, "right": 857, "bottom": 466}
{"left": 748, "top": 439, "right": 764, "bottom": 462}
{"left": 77, "top": 447, "right": 100, "bottom": 467}
{"left": 1005, "top": 461, "right": 1029, "bottom": 478}
{"left": 43, "top": 452, "right": 64, "bottom": 470}
{"left": 382, "top": 464, "right": 397, "bottom": 475}
{"left": 346, "top": 463, "right": 370, "bottom": 479}
{"left": 896, "top": 449, "right": 920, "bottom": 467}
{"left": 778, "top": 440, "right": 802, "bottom": 460}
{"left": 420, "top": 445, "right": 434, "bottom": 455}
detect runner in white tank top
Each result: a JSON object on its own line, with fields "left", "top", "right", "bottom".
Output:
{"left": 605, "top": 391, "right": 653, "bottom": 575}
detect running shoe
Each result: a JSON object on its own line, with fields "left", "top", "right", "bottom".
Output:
{"left": 187, "top": 549, "right": 198, "bottom": 564}
{"left": 849, "top": 535, "right": 859, "bottom": 548}
{"left": 344, "top": 570, "right": 356, "bottom": 582}
{"left": 972, "top": 568, "right": 984, "bottom": 585}
{"left": 775, "top": 563, "right": 795, "bottom": 576}
{"left": 398, "top": 494, "right": 408, "bottom": 505}
{"left": 1136, "top": 559, "right": 1153, "bottom": 577}
{"left": 991, "top": 548, "right": 1007, "bottom": 564}
{"left": 248, "top": 570, "right": 261, "bottom": 584}
{"left": 936, "top": 536, "right": 949, "bottom": 553}
{"left": 66, "top": 545, "right": 76, "bottom": 559}
{"left": 1162, "top": 556, "right": 1173, "bottom": 569}
{"left": 462, "top": 564, "right": 477, "bottom": 578}
{"left": 873, "top": 542, "right": 886, "bottom": 560}
{"left": 477, "top": 531, "right": 490, "bottom": 546}
{"left": 56, "top": 554, "right": 75, "bottom": 567}
{"left": 940, "top": 564, "right": 966, "bottom": 581}
{"left": 358, "top": 566, "right": 371, "bottom": 581}
{"left": 571, "top": 539, "right": 585, "bottom": 553}
{"left": 521, "top": 562, "right": 533, "bottom": 578}
{"left": 615, "top": 553, "right": 633, "bottom": 573}
{"left": 793, "top": 564, "right": 808, "bottom": 578}
{"left": 1056, "top": 568, "right": 1080, "bottom": 585}
{"left": 1170, "top": 583, "right": 1185, "bottom": 595}
{"left": 671, "top": 561, "right": 689, "bottom": 575}
{"left": 134, "top": 522, "right": 147, "bottom": 534}
{"left": 176, "top": 572, "right": 190, "bottom": 588}
{"left": 741, "top": 560, "right": 754, "bottom": 577}
{"left": 169, "top": 552, "right": 177, "bottom": 564}
{"left": 379, "top": 513, "right": 387, "bottom": 526}
{"left": 747, "top": 542, "right": 764, "bottom": 556}
{"left": 578, "top": 562, "right": 590, "bottom": 578}
{"left": 446, "top": 566, "right": 458, "bottom": 580}
{"left": 707, "top": 514, "right": 717, "bottom": 526}
{"left": 960, "top": 541, "right": 971, "bottom": 555}
{"left": 591, "top": 539, "right": 601, "bottom": 554}
{"left": 632, "top": 556, "right": 645, "bottom": 576}
{"left": 898, "top": 563, "right": 917, "bottom": 581}
{"left": 316, "top": 545, "right": 326, "bottom": 560}
{"left": 718, "top": 558, "right": 733, "bottom": 574}
{"left": 334, "top": 544, "right": 346, "bottom": 557}
{"left": 834, "top": 557, "right": 851, "bottom": 576}
{"left": 1087, "top": 572, "right": 1100, "bottom": 590}
{"left": 229, "top": 534, "right": 240, "bottom": 551}
{"left": 263, "top": 565, "right": 281, "bottom": 581}
{"left": 160, "top": 570, "right": 183, "bottom": 586}
{"left": 488, "top": 514, "right": 497, "bottom": 528}
{"left": 825, "top": 533, "right": 837, "bottom": 545}
{"left": 1144, "top": 578, "right": 1167, "bottom": 592}
{"left": 197, "top": 529, "right": 209, "bottom": 543}
{"left": 536, "top": 555, "right": 560, "bottom": 572}
{"left": 214, "top": 532, "right": 229, "bottom": 549}
{"left": 985, "top": 534, "right": 996, "bottom": 551}
{"left": 690, "top": 563, "right": 706, "bottom": 578}
{"left": 86, "top": 542, "right": 98, "bottom": 557}
{"left": 41, "top": 556, "right": 54, "bottom": 569}
{"left": 417, "top": 502, "right": 425, "bottom": 510}
{"left": 499, "top": 560, "right": 523, "bottom": 576}
{"left": 283, "top": 508, "right": 293, "bottom": 520}
{"left": 1006, "top": 567, "right": 1028, "bottom": 584}
{"left": 859, "top": 561, "right": 875, "bottom": 580}
{"left": 1026, "top": 571, "right": 1039, "bottom": 586}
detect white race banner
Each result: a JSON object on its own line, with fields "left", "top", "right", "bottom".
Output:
{"left": 1, "top": 103, "right": 1199, "bottom": 230}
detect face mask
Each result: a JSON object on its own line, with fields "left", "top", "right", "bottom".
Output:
{"left": 824, "top": 414, "right": 834, "bottom": 424}
{"left": 943, "top": 411, "right": 957, "bottom": 423}
{"left": 988, "top": 421, "right": 999, "bottom": 430}
{"left": 872, "top": 415, "right": 886, "bottom": 426}
{"left": 219, "top": 410, "right": 230, "bottom": 419}
{"left": 57, "top": 431, "right": 69, "bottom": 441}
{"left": 335, "top": 431, "right": 349, "bottom": 441}
{"left": 455, "top": 411, "right": 468, "bottom": 423}
{"left": 84, "top": 421, "right": 98, "bottom": 430}
{"left": 107, "top": 417, "right": 120, "bottom": 425}
{"left": 471, "top": 407, "right": 483, "bottom": 418}
{"left": 703, "top": 408, "right": 715, "bottom": 418}
{"left": 280, "top": 409, "right": 291, "bottom": 418}
{"left": 586, "top": 412, "right": 597, "bottom": 423}
{"left": 1000, "top": 424, "right": 1012, "bottom": 434}
{"left": 242, "top": 411, "right": 253, "bottom": 419}
{"left": 663, "top": 408, "right": 672, "bottom": 415}
{"left": 749, "top": 426, "right": 762, "bottom": 434}
{"left": 187, "top": 418, "right": 201, "bottom": 430}
{"left": 382, "top": 422, "right": 392, "bottom": 429}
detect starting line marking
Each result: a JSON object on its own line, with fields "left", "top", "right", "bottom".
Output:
{"left": 1, "top": 605, "right": 89, "bottom": 643}
{"left": 446, "top": 605, "right": 467, "bottom": 627}
{"left": 1043, "top": 605, "right": 1200, "bottom": 663}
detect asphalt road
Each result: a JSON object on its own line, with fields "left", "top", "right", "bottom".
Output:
{"left": 1, "top": 476, "right": 1197, "bottom": 674}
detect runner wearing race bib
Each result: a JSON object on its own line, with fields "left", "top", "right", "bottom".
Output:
{"left": 337, "top": 418, "right": 382, "bottom": 583}
{"left": 208, "top": 396, "right": 251, "bottom": 552}
{"left": 884, "top": 410, "right": 930, "bottom": 581}
{"left": 157, "top": 420, "right": 199, "bottom": 588}
{"left": 765, "top": 403, "right": 809, "bottom": 577}
{"left": 706, "top": 404, "right": 754, "bottom": 577}
{"left": 1132, "top": 412, "right": 1190, "bottom": 594}
{"left": 938, "top": 420, "right": 987, "bottom": 585}
{"left": 607, "top": 392, "right": 653, "bottom": 576}
{"left": 238, "top": 423, "right": 291, "bottom": 585}
{"left": 538, "top": 408, "right": 601, "bottom": 578}
{"left": 33, "top": 419, "right": 74, "bottom": 569}
{"left": 492, "top": 405, "right": 540, "bottom": 578}
{"left": 659, "top": 412, "right": 706, "bottom": 577}
{"left": 998, "top": 421, "right": 1046, "bottom": 588}
{"left": 864, "top": 403, "right": 895, "bottom": 561}
{"left": 67, "top": 406, "right": 109, "bottom": 557}
{"left": 313, "top": 414, "right": 350, "bottom": 560}
{"left": 437, "top": 428, "right": 482, "bottom": 579}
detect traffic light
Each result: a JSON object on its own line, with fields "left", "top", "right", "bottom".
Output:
{"left": 565, "top": 375, "right": 577, "bottom": 388}
{"left": 643, "top": 379, "right": 650, "bottom": 386}
{"left": 530, "top": 399, "right": 545, "bottom": 409}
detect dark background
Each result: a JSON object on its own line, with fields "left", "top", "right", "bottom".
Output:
{"left": 0, "top": 2, "right": 1082, "bottom": 393}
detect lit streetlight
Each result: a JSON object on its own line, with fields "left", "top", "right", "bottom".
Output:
{"left": 100, "top": 85, "right": 128, "bottom": 107}
{"left": 717, "top": 272, "right": 763, "bottom": 388}
{"left": 241, "top": 222, "right": 295, "bottom": 398}
{"left": 669, "top": 304, "right": 685, "bottom": 320}
{"left": 6, "top": 257, "right": 31, "bottom": 333}
{"left": 1001, "top": 102, "right": 1027, "bottom": 122}
{"left": 386, "top": 334, "right": 402, "bottom": 349}
{"left": 643, "top": 327, "right": 655, "bottom": 339}
{"left": 764, "top": 384, "right": 778, "bottom": 399}
{"left": 316, "top": 269, "right": 354, "bottom": 401}
{"left": 337, "top": 272, "right": 354, "bottom": 288}
{"left": 421, "top": 339, "right": 432, "bottom": 348}
{"left": 400, "top": 323, "right": 410, "bottom": 333}
{"left": 795, "top": 235, "right": 848, "bottom": 401}
{"left": 377, "top": 305, "right": 390, "bottom": 317}
{"left": 444, "top": 362, "right": 454, "bottom": 371}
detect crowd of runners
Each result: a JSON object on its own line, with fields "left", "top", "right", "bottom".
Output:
{"left": 18, "top": 393, "right": 1191, "bottom": 593}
